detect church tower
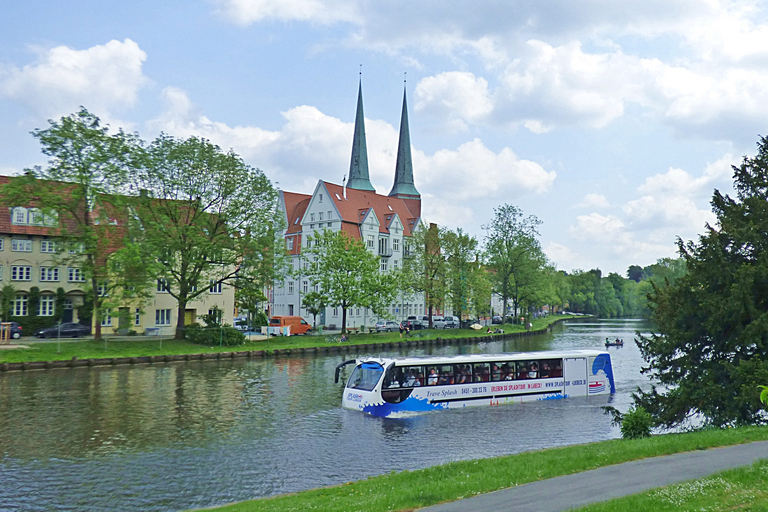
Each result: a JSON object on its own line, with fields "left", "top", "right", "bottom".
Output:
{"left": 346, "top": 79, "right": 376, "bottom": 192}
{"left": 388, "top": 85, "right": 421, "bottom": 217}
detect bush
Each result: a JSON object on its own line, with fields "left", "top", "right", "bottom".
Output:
{"left": 621, "top": 406, "right": 654, "bottom": 439}
{"left": 184, "top": 323, "right": 246, "bottom": 346}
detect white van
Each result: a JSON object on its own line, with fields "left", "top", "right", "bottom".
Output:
{"left": 431, "top": 316, "right": 446, "bottom": 329}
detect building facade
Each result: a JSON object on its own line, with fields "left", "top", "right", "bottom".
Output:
{"left": 0, "top": 177, "right": 235, "bottom": 335}
{"left": 273, "top": 82, "right": 426, "bottom": 328}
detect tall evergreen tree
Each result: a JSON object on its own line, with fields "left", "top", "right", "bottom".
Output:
{"left": 635, "top": 135, "right": 768, "bottom": 427}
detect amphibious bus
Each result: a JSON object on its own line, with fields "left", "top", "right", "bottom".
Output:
{"left": 335, "top": 350, "right": 615, "bottom": 417}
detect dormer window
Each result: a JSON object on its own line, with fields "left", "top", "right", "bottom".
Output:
{"left": 294, "top": 217, "right": 300, "bottom": 225}
{"left": 13, "top": 208, "right": 26, "bottom": 224}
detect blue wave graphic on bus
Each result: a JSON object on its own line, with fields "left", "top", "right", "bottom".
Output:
{"left": 591, "top": 354, "right": 615, "bottom": 393}
{"left": 362, "top": 395, "right": 448, "bottom": 416}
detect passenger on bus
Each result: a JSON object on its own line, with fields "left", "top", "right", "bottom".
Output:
{"left": 405, "top": 370, "right": 419, "bottom": 387}
{"left": 457, "top": 368, "right": 469, "bottom": 384}
{"left": 482, "top": 368, "right": 490, "bottom": 382}
{"left": 473, "top": 369, "right": 483, "bottom": 382}
{"left": 417, "top": 373, "right": 424, "bottom": 386}
{"left": 540, "top": 363, "right": 550, "bottom": 378}
{"left": 427, "top": 368, "right": 438, "bottom": 385}
{"left": 528, "top": 363, "right": 538, "bottom": 379}
{"left": 552, "top": 364, "right": 563, "bottom": 377}
{"left": 491, "top": 364, "right": 502, "bottom": 381}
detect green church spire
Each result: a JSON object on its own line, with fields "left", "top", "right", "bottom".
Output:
{"left": 346, "top": 79, "right": 375, "bottom": 192}
{"left": 389, "top": 85, "right": 420, "bottom": 199}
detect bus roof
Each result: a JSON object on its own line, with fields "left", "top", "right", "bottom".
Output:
{"left": 358, "top": 349, "right": 608, "bottom": 367}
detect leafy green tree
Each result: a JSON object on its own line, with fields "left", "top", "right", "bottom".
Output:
{"left": 634, "top": 135, "right": 768, "bottom": 428}
{"left": 566, "top": 269, "right": 600, "bottom": 314}
{"left": 442, "top": 228, "right": 481, "bottom": 320}
{"left": 483, "top": 204, "right": 544, "bottom": 322}
{"left": 643, "top": 257, "right": 687, "bottom": 286}
{"left": 0, "top": 108, "right": 141, "bottom": 339}
{"left": 301, "top": 291, "right": 326, "bottom": 330}
{"left": 402, "top": 223, "right": 447, "bottom": 327}
{"left": 627, "top": 265, "right": 645, "bottom": 282}
{"left": 130, "top": 134, "right": 284, "bottom": 339}
{"left": 302, "top": 229, "right": 396, "bottom": 334}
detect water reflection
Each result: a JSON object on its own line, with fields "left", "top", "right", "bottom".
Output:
{"left": 0, "top": 318, "right": 651, "bottom": 511}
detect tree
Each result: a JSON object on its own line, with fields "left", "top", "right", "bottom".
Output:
{"left": 302, "top": 229, "right": 396, "bottom": 334}
{"left": 301, "top": 291, "right": 325, "bottom": 330}
{"left": 0, "top": 108, "right": 141, "bottom": 339}
{"left": 441, "top": 228, "right": 480, "bottom": 321}
{"left": 483, "top": 204, "right": 544, "bottom": 322}
{"left": 402, "top": 223, "right": 447, "bottom": 327}
{"left": 634, "top": 135, "right": 768, "bottom": 428}
{"left": 130, "top": 134, "right": 284, "bottom": 339}
{"left": 627, "top": 265, "right": 645, "bottom": 282}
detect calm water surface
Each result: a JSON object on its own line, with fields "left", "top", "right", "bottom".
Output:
{"left": 0, "top": 318, "right": 651, "bottom": 511}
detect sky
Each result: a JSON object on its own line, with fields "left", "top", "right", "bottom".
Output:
{"left": 1, "top": 0, "right": 766, "bottom": 276}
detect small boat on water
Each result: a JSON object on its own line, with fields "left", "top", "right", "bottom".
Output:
{"left": 605, "top": 337, "right": 624, "bottom": 347}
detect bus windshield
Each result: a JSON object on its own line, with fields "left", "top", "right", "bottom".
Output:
{"left": 347, "top": 362, "right": 384, "bottom": 391}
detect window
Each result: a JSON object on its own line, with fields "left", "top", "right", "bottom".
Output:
{"left": 328, "top": 210, "right": 332, "bottom": 219}
{"left": 393, "top": 238, "right": 399, "bottom": 252}
{"left": 0, "top": 238, "right": 4, "bottom": 251}
{"left": 303, "top": 281, "right": 308, "bottom": 293}
{"left": 101, "top": 312, "right": 112, "bottom": 327}
{"left": 381, "top": 258, "right": 388, "bottom": 271}
{"left": 40, "top": 267, "right": 59, "bottom": 282}
{"left": 332, "top": 307, "right": 338, "bottom": 316}
{"left": 209, "top": 280, "right": 222, "bottom": 294}
{"left": 288, "top": 281, "right": 294, "bottom": 294}
{"left": 393, "top": 259, "right": 399, "bottom": 270}
{"left": 288, "top": 304, "right": 294, "bottom": 315}
{"left": 310, "top": 224, "right": 314, "bottom": 230}
{"left": 11, "top": 239, "right": 32, "bottom": 252}
{"left": 157, "top": 278, "right": 169, "bottom": 292}
{"left": 41, "top": 240, "right": 58, "bottom": 253}
{"left": 13, "top": 295, "right": 27, "bottom": 316}
{"left": 68, "top": 267, "right": 85, "bottom": 282}
{"left": 319, "top": 194, "right": 323, "bottom": 203}
{"left": 367, "top": 235, "right": 375, "bottom": 248}
{"left": 13, "top": 208, "right": 26, "bottom": 224}
{"left": 310, "top": 213, "right": 315, "bottom": 222}
{"left": 207, "top": 308, "right": 222, "bottom": 324}
{"left": 286, "top": 237, "right": 294, "bottom": 250}
{"left": 155, "top": 309, "right": 172, "bottom": 325}
{"left": 319, "top": 212, "right": 324, "bottom": 220}
{"left": 69, "top": 242, "right": 85, "bottom": 254}
{"left": 379, "top": 237, "right": 388, "bottom": 254}
{"left": 135, "top": 308, "right": 141, "bottom": 326}
{"left": 39, "top": 295, "right": 55, "bottom": 316}
{"left": 97, "top": 282, "right": 108, "bottom": 296}
{"left": 11, "top": 266, "right": 32, "bottom": 281}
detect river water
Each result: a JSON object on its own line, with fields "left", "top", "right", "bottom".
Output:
{"left": 0, "top": 318, "right": 651, "bottom": 511}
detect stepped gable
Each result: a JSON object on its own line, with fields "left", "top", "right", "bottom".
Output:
{"left": 322, "top": 181, "right": 418, "bottom": 240}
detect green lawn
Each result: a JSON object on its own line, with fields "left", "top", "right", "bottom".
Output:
{"left": 574, "top": 458, "right": 768, "bottom": 511}
{"left": 0, "top": 315, "right": 570, "bottom": 363}
{"left": 193, "top": 427, "right": 768, "bottom": 512}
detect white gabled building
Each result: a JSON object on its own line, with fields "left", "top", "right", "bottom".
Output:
{"left": 272, "top": 81, "right": 425, "bottom": 328}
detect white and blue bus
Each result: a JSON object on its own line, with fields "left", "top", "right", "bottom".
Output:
{"left": 335, "top": 350, "right": 615, "bottom": 418}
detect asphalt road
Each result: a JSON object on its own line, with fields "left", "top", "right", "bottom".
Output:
{"left": 419, "top": 441, "right": 768, "bottom": 512}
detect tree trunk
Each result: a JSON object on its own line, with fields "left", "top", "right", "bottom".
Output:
{"left": 175, "top": 299, "right": 188, "bottom": 339}
{"left": 91, "top": 274, "right": 102, "bottom": 340}
{"left": 341, "top": 304, "right": 347, "bottom": 334}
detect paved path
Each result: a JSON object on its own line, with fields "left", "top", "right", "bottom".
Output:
{"left": 420, "top": 441, "right": 768, "bottom": 512}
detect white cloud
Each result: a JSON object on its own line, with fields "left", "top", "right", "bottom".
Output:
{"left": 575, "top": 193, "right": 610, "bottom": 209}
{"left": 417, "top": 138, "right": 556, "bottom": 200}
{"left": 212, "top": 0, "right": 359, "bottom": 25}
{"left": 0, "top": 39, "right": 148, "bottom": 120}
{"left": 414, "top": 72, "right": 493, "bottom": 131}
{"left": 544, "top": 241, "right": 579, "bottom": 270}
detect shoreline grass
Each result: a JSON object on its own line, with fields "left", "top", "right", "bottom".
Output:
{"left": 0, "top": 315, "right": 578, "bottom": 364}
{"left": 192, "top": 426, "right": 768, "bottom": 512}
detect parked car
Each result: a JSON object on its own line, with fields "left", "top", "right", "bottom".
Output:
{"left": 4, "top": 321, "right": 22, "bottom": 339}
{"left": 443, "top": 316, "right": 459, "bottom": 328}
{"left": 375, "top": 320, "right": 399, "bottom": 332}
{"left": 492, "top": 315, "right": 503, "bottom": 324}
{"left": 400, "top": 319, "right": 426, "bottom": 331}
{"left": 431, "top": 316, "right": 446, "bottom": 329}
{"left": 36, "top": 322, "right": 91, "bottom": 338}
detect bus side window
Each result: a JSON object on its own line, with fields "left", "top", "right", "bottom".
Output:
{"left": 473, "top": 363, "right": 490, "bottom": 382}
{"left": 540, "top": 359, "right": 559, "bottom": 378}
{"left": 437, "top": 364, "right": 454, "bottom": 385}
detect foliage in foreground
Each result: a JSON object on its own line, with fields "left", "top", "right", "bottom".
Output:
{"left": 634, "top": 134, "right": 768, "bottom": 429}
{"left": 195, "top": 426, "right": 768, "bottom": 512}
{"left": 184, "top": 323, "right": 246, "bottom": 347}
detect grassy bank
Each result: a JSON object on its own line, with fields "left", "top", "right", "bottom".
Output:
{"left": 575, "top": 458, "right": 768, "bottom": 511}
{"left": 195, "top": 427, "right": 768, "bottom": 512}
{"left": 0, "top": 315, "right": 576, "bottom": 364}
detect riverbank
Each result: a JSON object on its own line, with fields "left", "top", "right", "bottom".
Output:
{"left": 0, "top": 314, "right": 583, "bottom": 370}
{"left": 193, "top": 426, "right": 768, "bottom": 512}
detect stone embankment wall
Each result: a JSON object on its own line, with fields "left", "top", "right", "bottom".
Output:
{"left": 0, "top": 319, "right": 575, "bottom": 373}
